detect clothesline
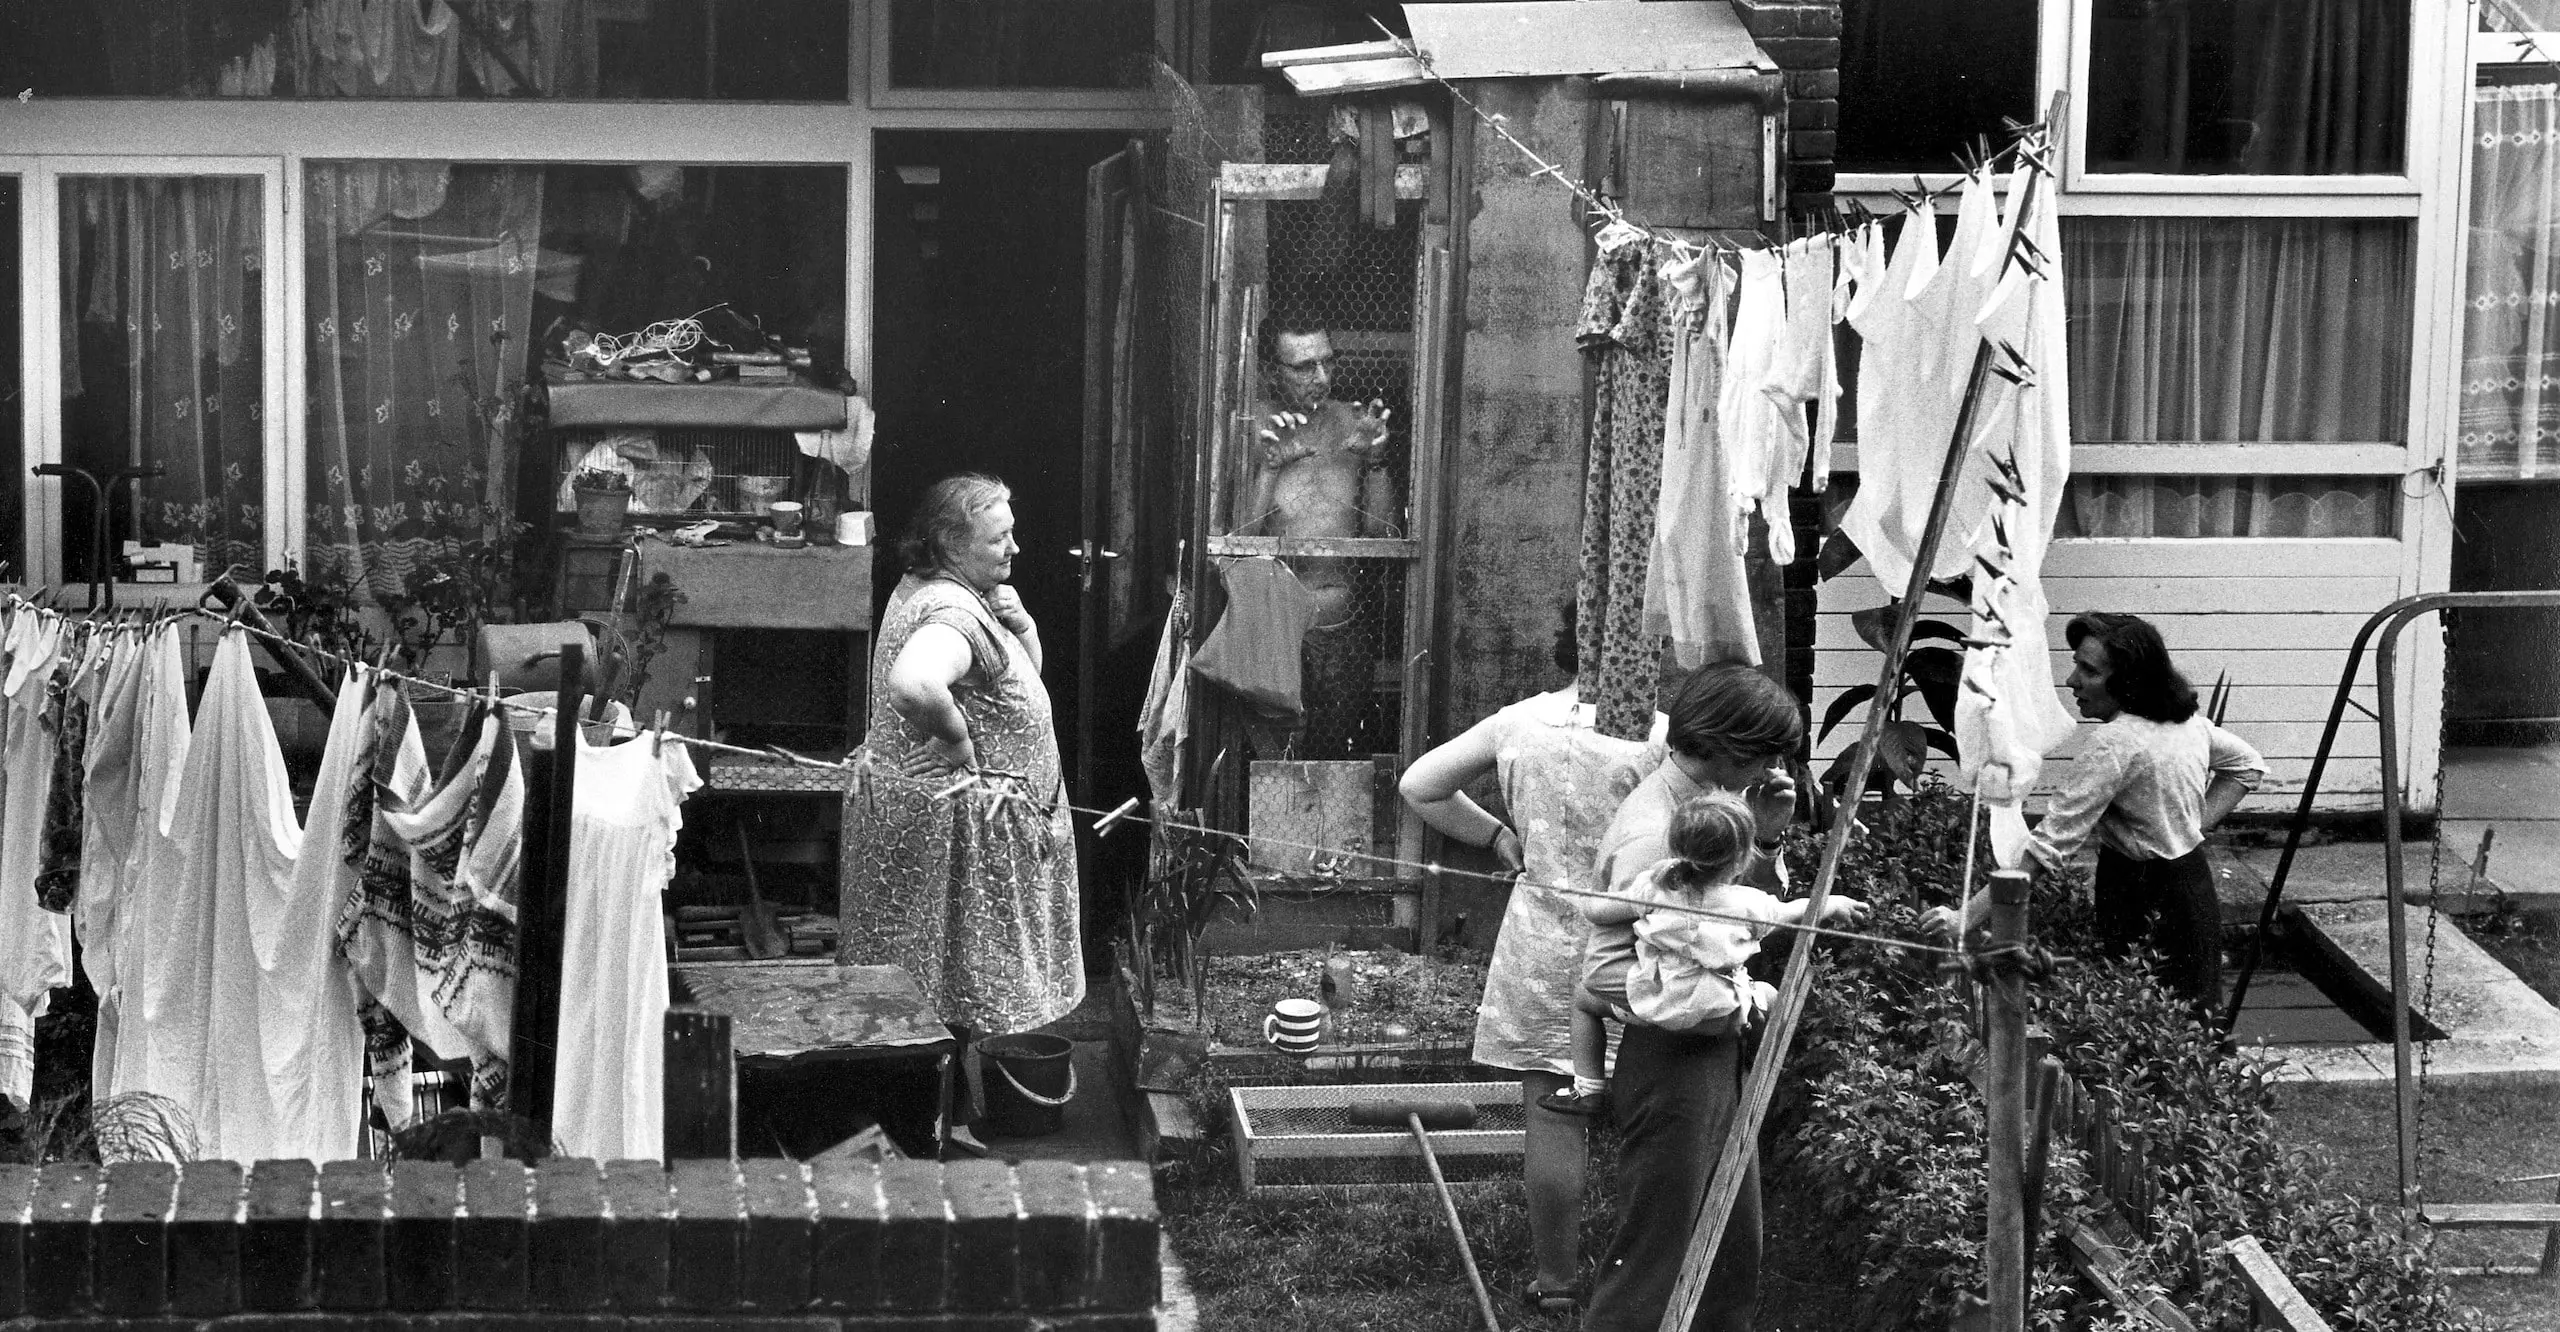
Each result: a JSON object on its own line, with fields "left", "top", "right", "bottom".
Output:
{"left": 0, "top": 595, "right": 1967, "bottom": 957}
{"left": 1368, "top": 17, "right": 2034, "bottom": 262}
{"left": 0, "top": 597, "right": 1983, "bottom": 960}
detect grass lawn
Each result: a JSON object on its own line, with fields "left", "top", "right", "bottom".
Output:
{"left": 2270, "top": 1079, "right": 2560, "bottom": 1331}
{"left": 2469, "top": 911, "right": 2560, "bottom": 1009}
{"left": 1160, "top": 1119, "right": 1865, "bottom": 1331}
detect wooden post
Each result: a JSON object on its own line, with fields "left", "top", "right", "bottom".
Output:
{"left": 509, "top": 642, "right": 583, "bottom": 1139}
{"left": 662, "top": 1007, "right": 736, "bottom": 1159}
{"left": 1985, "top": 867, "right": 2032, "bottom": 1331}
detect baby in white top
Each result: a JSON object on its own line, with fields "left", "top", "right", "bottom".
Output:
{"left": 1542, "top": 789, "right": 1867, "bottom": 1117}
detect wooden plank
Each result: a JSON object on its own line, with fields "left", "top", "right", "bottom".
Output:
{"left": 635, "top": 543, "right": 873, "bottom": 632}
{"left": 1217, "top": 162, "right": 1431, "bottom": 202}
{"left": 1813, "top": 613, "right": 2371, "bottom": 652}
{"left": 2419, "top": 1203, "right": 2560, "bottom": 1229}
{"left": 1815, "top": 649, "right": 2378, "bottom": 688}
{"left": 1810, "top": 722, "right": 2385, "bottom": 761}
{"left": 1808, "top": 681, "right": 2379, "bottom": 725}
{"left": 1260, "top": 38, "right": 1407, "bottom": 68}
{"left": 1820, "top": 538, "right": 2408, "bottom": 583}
{"left": 1205, "top": 535, "right": 1421, "bottom": 559}
{"left": 2059, "top": 1219, "right": 2199, "bottom": 1332}
{"left": 2222, "top": 1235, "right": 2336, "bottom": 1332}
{"left": 1823, "top": 575, "right": 2402, "bottom": 617}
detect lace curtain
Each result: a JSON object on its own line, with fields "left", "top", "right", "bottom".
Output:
{"left": 2461, "top": 82, "right": 2560, "bottom": 482}
{"left": 303, "top": 163, "right": 545, "bottom": 601}
{"left": 61, "top": 177, "right": 267, "bottom": 581}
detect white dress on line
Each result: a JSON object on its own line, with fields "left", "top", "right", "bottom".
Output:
{"left": 551, "top": 720, "right": 700, "bottom": 1161}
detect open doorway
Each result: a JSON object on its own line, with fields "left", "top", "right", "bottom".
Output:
{"left": 870, "top": 129, "right": 1139, "bottom": 841}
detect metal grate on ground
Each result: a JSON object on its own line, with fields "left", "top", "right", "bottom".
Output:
{"left": 1229, "top": 1080, "right": 1526, "bottom": 1192}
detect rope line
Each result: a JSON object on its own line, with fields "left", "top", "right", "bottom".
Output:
{"left": 0, "top": 596, "right": 1969, "bottom": 959}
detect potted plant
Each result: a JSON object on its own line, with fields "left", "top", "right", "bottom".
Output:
{"left": 571, "top": 467, "right": 631, "bottom": 536}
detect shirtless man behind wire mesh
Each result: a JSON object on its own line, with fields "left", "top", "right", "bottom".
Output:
{"left": 1238, "top": 314, "right": 1398, "bottom": 757}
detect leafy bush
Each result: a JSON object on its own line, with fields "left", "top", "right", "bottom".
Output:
{"left": 1770, "top": 784, "right": 2478, "bottom": 1331}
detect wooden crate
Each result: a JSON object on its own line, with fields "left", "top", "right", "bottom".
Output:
{"left": 1227, "top": 1080, "right": 1525, "bottom": 1192}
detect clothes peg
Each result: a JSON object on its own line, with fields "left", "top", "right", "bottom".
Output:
{"left": 1093, "top": 796, "right": 1141, "bottom": 839}
{"left": 652, "top": 709, "right": 671, "bottom": 755}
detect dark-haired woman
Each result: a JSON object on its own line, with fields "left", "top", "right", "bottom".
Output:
{"left": 840, "top": 473, "right": 1081, "bottom": 1154}
{"left": 2025, "top": 612, "right": 2264, "bottom": 1016}
{"left": 1582, "top": 662, "right": 1804, "bottom": 1332}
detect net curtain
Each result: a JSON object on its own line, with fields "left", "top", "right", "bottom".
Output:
{"left": 2059, "top": 215, "right": 2407, "bottom": 537}
{"left": 61, "top": 176, "right": 267, "bottom": 581}
{"left": 303, "top": 162, "right": 545, "bottom": 601}
{"left": 2461, "top": 82, "right": 2560, "bottom": 483}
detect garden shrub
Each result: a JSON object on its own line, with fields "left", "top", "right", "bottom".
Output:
{"left": 1771, "top": 784, "right": 2479, "bottom": 1331}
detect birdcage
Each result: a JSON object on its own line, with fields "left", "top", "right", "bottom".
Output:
{"left": 1183, "top": 98, "right": 1456, "bottom": 877}
{"left": 1228, "top": 1080, "right": 1527, "bottom": 1192}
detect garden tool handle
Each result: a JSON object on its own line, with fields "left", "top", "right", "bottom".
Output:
{"left": 1405, "top": 1112, "right": 1506, "bottom": 1332}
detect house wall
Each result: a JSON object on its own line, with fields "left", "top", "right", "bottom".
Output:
{"left": 1445, "top": 78, "right": 1596, "bottom": 732}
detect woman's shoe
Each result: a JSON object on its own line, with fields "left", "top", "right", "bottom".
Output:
{"left": 1535, "top": 1086, "right": 1608, "bottom": 1118}
{"left": 1520, "top": 1279, "right": 1585, "bottom": 1317}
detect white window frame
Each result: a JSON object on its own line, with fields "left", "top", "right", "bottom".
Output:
{"left": 16, "top": 155, "right": 290, "bottom": 588}
{"left": 1, "top": 0, "right": 1166, "bottom": 593}
{"left": 1830, "top": 0, "right": 2468, "bottom": 802}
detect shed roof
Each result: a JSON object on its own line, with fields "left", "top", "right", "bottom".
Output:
{"left": 1269, "top": 1, "right": 1770, "bottom": 95}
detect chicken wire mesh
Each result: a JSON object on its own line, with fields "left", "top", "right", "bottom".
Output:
{"left": 1229, "top": 1080, "right": 1529, "bottom": 1191}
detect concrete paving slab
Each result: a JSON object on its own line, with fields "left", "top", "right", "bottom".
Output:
{"left": 2442, "top": 745, "right": 2560, "bottom": 822}
{"left": 2276, "top": 901, "right": 2560, "bottom": 1088}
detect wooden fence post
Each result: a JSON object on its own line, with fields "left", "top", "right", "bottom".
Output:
{"left": 1985, "top": 867, "right": 2032, "bottom": 1332}
{"left": 662, "top": 1007, "right": 736, "bottom": 1159}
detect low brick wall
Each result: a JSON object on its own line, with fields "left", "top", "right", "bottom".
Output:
{"left": 0, "top": 1157, "right": 1158, "bottom": 1331}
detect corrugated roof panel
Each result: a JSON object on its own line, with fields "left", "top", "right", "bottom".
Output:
{"left": 1403, "top": 1, "right": 1771, "bottom": 79}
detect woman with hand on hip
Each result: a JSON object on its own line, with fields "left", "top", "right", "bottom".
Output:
{"left": 839, "top": 473, "right": 1083, "bottom": 1155}
{"left": 1398, "top": 603, "right": 1663, "bottom": 1318}
{"left": 2024, "top": 612, "right": 2262, "bottom": 1017}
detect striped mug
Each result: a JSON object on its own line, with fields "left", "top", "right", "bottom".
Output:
{"left": 1263, "top": 997, "right": 1326, "bottom": 1054}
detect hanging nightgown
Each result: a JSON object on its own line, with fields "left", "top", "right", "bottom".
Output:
{"left": 1761, "top": 236, "right": 1843, "bottom": 524}
{"left": 1575, "top": 236, "right": 1680, "bottom": 741}
{"left": 0, "top": 609, "right": 70, "bottom": 1111}
{"left": 552, "top": 723, "right": 699, "bottom": 1161}
{"left": 1642, "top": 251, "right": 1758, "bottom": 668}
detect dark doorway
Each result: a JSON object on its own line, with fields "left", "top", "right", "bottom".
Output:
{"left": 870, "top": 131, "right": 1146, "bottom": 939}
{"left": 2448, "top": 482, "right": 2560, "bottom": 745}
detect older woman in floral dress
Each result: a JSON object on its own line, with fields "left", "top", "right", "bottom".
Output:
{"left": 840, "top": 473, "right": 1082, "bottom": 1153}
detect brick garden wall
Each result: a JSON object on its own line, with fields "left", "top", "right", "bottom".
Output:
{"left": 0, "top": 1157, "right": 1159, "bottom": 1331}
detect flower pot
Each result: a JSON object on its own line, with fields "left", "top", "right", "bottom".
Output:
{"left": 573, "top": 485, "right": 631, "bottom": 536}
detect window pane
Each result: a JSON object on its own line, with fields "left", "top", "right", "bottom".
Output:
{"left": 2065, "top": 216, "right": 2412, "bottom": 443}
{"left": 1838, "top": 0, "right": 2039, "bottom": 175}
{"left": 0, "top": 0, "right": 848, "bottom": 100}
{"left": 304, "top": 162, "right": 848, "bottom": 602}
{"left": 2463, "top": 83, "right": 2560, "bottom": 480}
{"left": 2085, "top": 0, "right": 2407, "bottom": 174}
{"left": 888, "top": 0, "right": 1152, "bottom": 89}
{"left": 2054, "top": 475, "right": 2395, "bottom": 537}
{"left": 0, "top": 177, "right": 18, "bottom": 580}
{"left": 61, "top": 176, "right": 265, "bottom": 586}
